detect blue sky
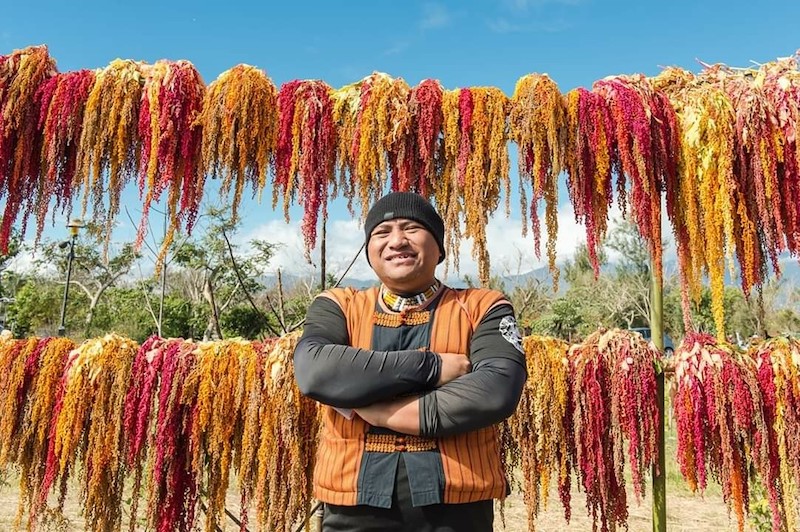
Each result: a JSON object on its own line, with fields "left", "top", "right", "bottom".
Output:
{"left": 3, "top": 0, "right": 800, "bottom": 282}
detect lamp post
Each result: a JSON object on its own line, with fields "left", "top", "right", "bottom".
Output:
{"left": 57, "top": 219, "right": 84, "bottom": 337}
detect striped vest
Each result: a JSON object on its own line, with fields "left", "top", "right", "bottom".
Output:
{"left": 313, "top": 285, "right": 508, "bottom": 506}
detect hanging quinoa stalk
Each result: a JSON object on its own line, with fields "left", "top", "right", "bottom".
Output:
{"left": 149, "top": 339, "right": 198, "bottom": 532}
{"left": 754, "top": 337, "right": 800, "bottom": 532}
{"left": 0, "top": 45, "right": 57, "bottom": 252}
{"left": 609, "top": 329, "right": 660, "bottom": 502}
{"left": 76, "top": 59, "right": 143, "bottom": 246}
{"left": 0, "top": 337, "right": 40, "bottom": 465}
{"left": 655, "top": 67, "right": 743, "bottom": 339}
{"left": 197, "top": 64, "right": 278, "bottom": 222}
{"left": 350, "top": 72, "right": 406, "bottom": 216}
{"left": 121, "top": 335, "right": 165, "bottom": 531}
{"left": 182, "top": 340, "right": 243, "bottom": 532}
{"left": 410, "top": 79, "right": 444, "bottom": 197}
{"left": 649, "top": 68, "right": 699, "bottom": 331}
{"left": 384, "top": 77, "right": 416, "bottom": 193}
{"left": 331, "top": 80, "right": 362, "bottom": 213}
{"left": 594, "top": 75, "right": 680, "bottom": 283}
{"left": 672, "top": 332, "right": 772, "bottom": 532}
{"left": 34, "top": 70, "right": 96, "bottom": 245}
{"left": 569, "top": 331, "right": 627, "bottom": 532}
{"left": 509, "top": 74, "right": 566, "bottom": 288}
{"left": 136, "top": 60, "right": 205, "bottom": 266}
{"left": 40, "top": 334, "right": 138, "bottom": 532}
{"left": 274, "top": 80, "right": 337, "bottom": 259}
{"left": 275, "top": 79, "right": 303, "bottom": 216}
{"left": 255, "top": 331, "right": 320, "bottom": 532}
{"left": 508, "top": 336, "right": 570, "bottom": 531}
{"left": 235, "top": 338, "right": 272, "bottom": 530}
{"left": 460, "top": 87, "right": 510, "bottom": 286}
{"left": 570, "top": 328, "right": 660, "bottom": 532}
{"left": 563, "top": 88, "right": 614, "bottom": 278}
{"left": 437, "top": 88, "right": 464, "bottom": 273}
{"left": 9, "top": 337, "right": 73, "bottom": 529}
{"left": 760, "top": 57, "right": 800, "bottom": 258}
{"left": 700, "top": 65, "right": 785, "bottom": 281}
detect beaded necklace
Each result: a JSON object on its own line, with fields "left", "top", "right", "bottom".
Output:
{"left": 380, "top": 281, "right": 440, "bottom": 312}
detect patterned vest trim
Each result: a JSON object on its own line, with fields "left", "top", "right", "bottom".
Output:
{"left": 312, "top": 285, "right": 508, "bottom": 506}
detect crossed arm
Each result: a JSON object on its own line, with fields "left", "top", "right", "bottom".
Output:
{"left": 293, "top": 297, "right": 527, "bottom": 438}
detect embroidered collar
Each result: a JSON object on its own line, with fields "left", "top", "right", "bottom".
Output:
{"left": 381, "top": 281, "right": 441, "bottom": 312}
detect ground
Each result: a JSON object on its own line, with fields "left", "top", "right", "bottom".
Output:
{"left": 0, "top": 474, "right": 746, "bottom": 532}
{"left": 0, "top": 421, "right": 760, "bottom": 531}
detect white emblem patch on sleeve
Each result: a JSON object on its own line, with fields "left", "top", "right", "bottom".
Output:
{"left": 499, "top": 315, "right": 524, "bottom": 353}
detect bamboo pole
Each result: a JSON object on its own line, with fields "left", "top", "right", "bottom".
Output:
{"left": 650, "top": 259, "right": 666, "bottom": 532}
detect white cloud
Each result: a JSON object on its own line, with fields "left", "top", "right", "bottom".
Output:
{"left": 419, "top": 3, "right": 451, "bottom": 30}
{"left": 384, "top": 41, "right": 411, "bottom": 56}
{"left": 487, "top": 18, "right": 522, "bottom": 34}
{"left": 505, "top": 0, "right": 583, "bottom": 10}
{"left": 7, "top": 249, "right": 45, "bottom": 276}
{"left": 240, "top": 218, "right": 374, "bottom": 283}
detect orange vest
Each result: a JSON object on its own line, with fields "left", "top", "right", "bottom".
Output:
{"left": 313, "top": 285, "right": 508, "bottom": 506}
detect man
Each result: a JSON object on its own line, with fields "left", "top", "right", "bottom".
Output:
{"left": 293, "top": 191, "right": 527, "bottom": 531}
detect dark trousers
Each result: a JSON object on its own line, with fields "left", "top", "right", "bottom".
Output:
{"left": 322, "top": 456, "right": 494, "bottom": 532}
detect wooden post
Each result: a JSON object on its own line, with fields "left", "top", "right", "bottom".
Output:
{"left": 650, "top": 259, "right": 666, "bottom": 532}
{"left": 320, "top": 218, "right": 327, "bottom": 291}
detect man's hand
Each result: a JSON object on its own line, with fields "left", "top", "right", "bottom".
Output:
{"left": 437, "top": 352, "right": 471, "bottom": 386}
{"left": 355, "top": 396, "right": 420, "bottom": 435}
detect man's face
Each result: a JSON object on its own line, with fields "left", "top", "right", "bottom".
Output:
{"left": 367, "top": 218, "right": 440, "bottom": 294}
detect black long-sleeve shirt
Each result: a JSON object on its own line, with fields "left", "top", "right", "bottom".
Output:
{"left": 294, "top": 295, "right": 527, "bottom": 437}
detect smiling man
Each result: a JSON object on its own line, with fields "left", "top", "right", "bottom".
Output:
{"left": 293, "top": 191, "right": 527, "bottom": 532}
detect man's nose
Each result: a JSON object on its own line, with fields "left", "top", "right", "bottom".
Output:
{"left": 388, "top": 229, "right": 409, "bottom": 247}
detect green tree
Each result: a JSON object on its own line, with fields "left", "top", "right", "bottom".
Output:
{"left": 37, "top": 222, "right": 140, "bottom": 337}
{"left": 10, "top": 278, "right": 89, "bottom": 338}
{"left": 172, "top": 207, "right": 276, "bottom": 340}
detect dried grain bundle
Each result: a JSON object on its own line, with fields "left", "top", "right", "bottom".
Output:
{"left": 40, "top": 334, "right": 138, "bottom": 532}
{"left": 197, "top": 64, "right": 278, "bottom": 221}
{"left": 753, "top": 337, "right": 800, "bottom": 532}
{"left": 0, "top": 337, "right": 40, "bottom": 465}
{"left": 77, "top": 59, "right": 143, "bottom": 240}
{"left": 410, "top": 79, "right": 444, "bottom": 197}
{"left": 331, "top": 80, "right": 362, "bottom": 212}
{"left": 10, "top": 337, "right": 73, "bottom": 529}
{"left": 509, "top": 74, "right": 566, "bottom": 287}
{"left": 654, "top": 68, "right": 740, "bottom": 338}
{"left": 593, "top": 75, "right": 680, "bottom": 283}
{"left": 437, "top": 88, "right": 464, "bottom": 272}
{"left": 700, "top": 65, "right": 785, "bottom": 284}
{"left": 182, "top": 339, "right": 244, "bottom": 532}
{"left": 570, "top": 328, "right": 660, "bottom": 532}
{"left": 0, "top": 45, "right": 56, "bottom": 252}
{"left": 34, "top": 70, "right": 96, "bottom": 244}
{"left": 507, "top": 335, "right": 570, "bottom": 531}
{"left": 121, "top": 335, "right": 166, "bottom": 530}
{"left": 760, "top": 57, "right": 800, "bottom": 257}
{"left": 255, "top": 331, "right": 319, "bottom": 532}
{"left": 673, "top": 332, "right": 771, "bottom": 532}
{"left": 350, "top": 73, "right": 411, "bottom": 216}
{"left": 137, "top": 60, "right": 205, "bottom": 265}
{"left": 274, "top": 80, "right": 337, "bottom": 258}
{"left": 459, "top": 87, "right": 510, "bottom": 286}
{"left": 149, "top": 339, "right": 198, "bottom": 532}
{"left": 563, "top": 88, "right": 614, "bottom": 277}
{"left": 234, "top": 338, "right": 272, "bottom": 529}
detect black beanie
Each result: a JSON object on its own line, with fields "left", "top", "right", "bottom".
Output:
{"left": 364, "top": 192, "right": 446, "bottom": 264}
